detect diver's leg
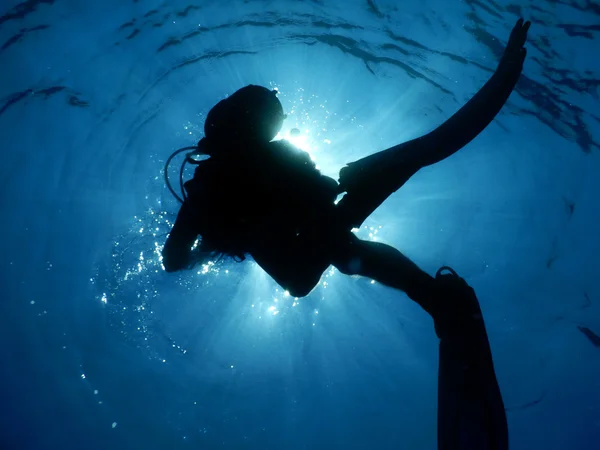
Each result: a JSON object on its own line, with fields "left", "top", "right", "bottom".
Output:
{"left": 331, "top": 236, "right": 436, "bottom": 313}
{"left": 335, "top": 140, "right": 426, "bottom": 229}
{"left": 331, "top": 237, "right": 510, "bottom": 449}
{"left": 337, "top": 20, "right": 531, "bottom": 230}
{"left": 335, "top": 126, "right": 479, "bottom": 229}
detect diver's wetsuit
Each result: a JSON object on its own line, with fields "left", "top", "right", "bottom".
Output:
{"left": 163, "top": 139, "right": 340, "bottom": 276}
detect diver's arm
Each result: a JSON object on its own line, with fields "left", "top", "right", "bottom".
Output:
{"left": 162, "top": 201, "right": 199, "bottom": 272}
{"left": 415, "top": 19, "right": 531, "bottom": 168}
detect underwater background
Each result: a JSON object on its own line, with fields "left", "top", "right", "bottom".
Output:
{"left": 1, "top": 0, "right": 599, "bottom": 448}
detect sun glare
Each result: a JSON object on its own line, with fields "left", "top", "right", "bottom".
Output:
{"left": 276, "top": 127, "right": 312, "bottom": 151}
{"left": 275, "top": 127, "right": 322, "bottom": 169}
{"left": 285, "top": 129, "right": 311, "bottom": 151}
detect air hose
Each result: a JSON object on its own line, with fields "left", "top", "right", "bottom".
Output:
{"left": 164, "top": 145, "right": 204, "bottom": 204}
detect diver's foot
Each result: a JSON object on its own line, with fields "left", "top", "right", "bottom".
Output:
{"left": 429, "top": 267, "right": 484, "bottom": 340}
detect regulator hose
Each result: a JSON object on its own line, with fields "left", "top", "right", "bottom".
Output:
{"left": 164, "top": 145, "right": 203, "bottom": 204}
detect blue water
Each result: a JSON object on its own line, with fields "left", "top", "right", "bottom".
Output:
{"left": 1, "top": 1, "right": 599, "bottom": 449}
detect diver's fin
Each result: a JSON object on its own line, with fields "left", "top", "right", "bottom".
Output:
{"left": 434, "top": 268, "right": 508, "bottom": 450}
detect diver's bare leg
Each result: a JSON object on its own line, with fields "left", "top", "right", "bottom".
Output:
{"left": 332, "top": 238, "right": 436, "bottom": 313}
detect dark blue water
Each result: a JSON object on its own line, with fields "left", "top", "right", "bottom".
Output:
{"left": 1, "top": 1, "right": 599, "bottom": 449}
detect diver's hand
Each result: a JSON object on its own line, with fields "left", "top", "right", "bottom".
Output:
{"left": 498, "top": 18, "right": 530, "bottom": 74}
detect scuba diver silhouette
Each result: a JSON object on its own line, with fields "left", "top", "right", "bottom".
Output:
{"left": 164, "top": 18, "right": 528, "bottom": 313}
{"left": 163, "top": 18, "right": 530, "bottom": 450}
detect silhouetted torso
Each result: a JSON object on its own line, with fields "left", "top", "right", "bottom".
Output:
{"left": 183, "top": 139, "right": 338, "bottom": 255}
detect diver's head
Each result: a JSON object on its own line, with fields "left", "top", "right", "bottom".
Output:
{"left": 204, "top": 85, "right": 285, "bottom": 144}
